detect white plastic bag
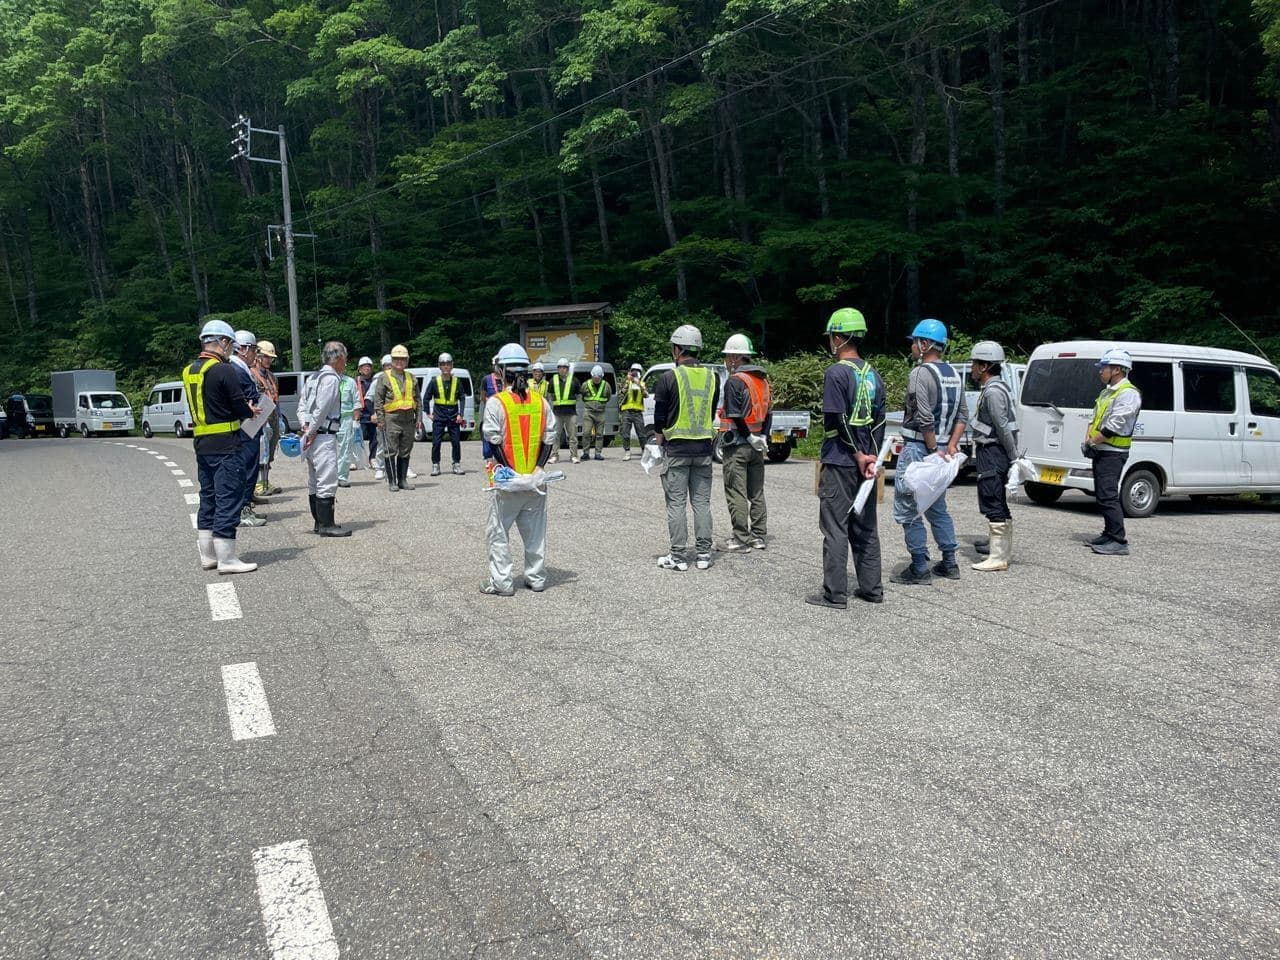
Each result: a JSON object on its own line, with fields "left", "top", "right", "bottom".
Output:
{"left": 747, "top": 433, "right": 768, "bottom": 454}
{"left": 490, "top": 466, "right": 565, "bottom": 495}
{"left": 641, "top": 442, "right": 667, "bottom": 476}
{"left": 1006, "top": 456, "right": 1040, "bottom": 496}
{"left": 900, "top": 451, "right": 968, "bottom": 517}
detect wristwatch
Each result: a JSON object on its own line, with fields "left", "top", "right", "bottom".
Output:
{"left": 926, "top": 445, "right": 938, "bottom": 454}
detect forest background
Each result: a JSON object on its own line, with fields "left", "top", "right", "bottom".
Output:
{"left": 2, "top": 0, "right": 1280, "bottom": 415}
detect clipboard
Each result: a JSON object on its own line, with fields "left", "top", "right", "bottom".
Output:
{"left": 242, "top": 395, "right": 276, "bottom": 439}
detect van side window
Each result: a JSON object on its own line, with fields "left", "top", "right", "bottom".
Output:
{"left": 276, "top": 374, "right": 298, "bottom": 395}
{"left": 1182, "top": 363, "right": 1237, "bottom": 413}
{"left": 163, "top": 389, "right": 177, "bottom": 404}
{"left": 149, "top": 391, "right": 162, "bottom": 406}
{"left": 1245, "top": 368, "right": 1280, "bottom": 419}
{"left": 1130, "top": 362, "right": 1173, "bottom": 411}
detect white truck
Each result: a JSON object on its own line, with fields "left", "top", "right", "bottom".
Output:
{"left": 641, "top": 362, "right": 812, "bottom": 463}
{"left": 52, "top": 370, "right": 135, "bottom": 438}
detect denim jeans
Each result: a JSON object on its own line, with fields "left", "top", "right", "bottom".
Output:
{"left": 662, "top": 456, "right": 714, "bottom": 557}
{"left": 893, "top": 440, "right": 957, "bottom": 567}
{"left": 237, "top": 431, "right": 259, "bottom": 510}
{"left": 197, "top": 452, "right": 246, "bottom": 539}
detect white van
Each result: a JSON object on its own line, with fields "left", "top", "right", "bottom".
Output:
{"left": 142, "top": 381, "right": 194, "bottom": 438}
{"left": 1018, "top": 340, "right": 1280, "bottom": 516}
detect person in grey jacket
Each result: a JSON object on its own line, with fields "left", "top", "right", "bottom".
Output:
{"left": 968, "top": 341, "right": 1020, "bottom": 572}
{"left": 302, "top": 341, "right": 353, "bottom": 537}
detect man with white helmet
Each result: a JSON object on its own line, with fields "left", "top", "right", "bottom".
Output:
{"left": 652, "top": 324, "right": 721, "bottom": 571}
{"left": 480, "top": 343, "right": 558, "bottom": 596}
{"left": 372, "top": 344, "right": 419, "bottom": 490}
{"left": 184, "top": 319, "right": 258, "bottom": 574}
{"left": 619, "top": 363, "right": 649, "bottom": 460}
{"left": 528, "top": 361, "right": 548, "bottom": 398}
{"left": 1086, "top": 347, "right": 1142, "bottom": 556}
{"left": 548, "top": 358, "right": 580, "bottom": 464}
{"left": 718, "top": 333, "right": 772, "bottom": 551}
{"left": 230, "top": 329, "right": 267, "bottom": 527}
{"left": 355, "top": 356, "right": 377, "bottom": 471}
{"left": 581, "top": 364, "right": 612, "bottom": 461}
{"left": 968, "top": 341, "right": 1021, "bottom": 572}
{"left": 300, "top": 340, "right": 354, "bottom": 536}
{"left": 423, "top": 351, "right": 466, "bottom": 476}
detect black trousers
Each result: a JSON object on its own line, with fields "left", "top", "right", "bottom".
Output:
{"left": 1094, "top": 451, "right": 1128, "bottom": 542}
{"left": 818, "top": 464, "right": 882, "bottom": 603}
{"left": 976, "top": 443, "right": 1012, "bottom": 522}
{"left": 432, "top": 419, "right": 462, "bottom": 464}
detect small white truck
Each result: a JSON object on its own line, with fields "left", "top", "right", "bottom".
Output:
{"left": 52, "top": 369, "right": 135, "bottom": 438}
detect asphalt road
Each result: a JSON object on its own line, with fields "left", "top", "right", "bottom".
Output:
{"left": 1, "top": 434, "right": 1277, "bottom": 959}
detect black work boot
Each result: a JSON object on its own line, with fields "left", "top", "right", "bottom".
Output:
{"left": 931, "top": 556, "right": 961, "bottom": 580}
{"left": 308, "top": 494, "right": 319, "bottom": 533}
{"left": 397, "top": 457, "right": 414, "bottom": 490}
{"left": 316, "top": 497, "right": 352, "bottom": 537}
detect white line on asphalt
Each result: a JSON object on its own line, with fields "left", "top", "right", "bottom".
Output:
{"left": 163, "top": 461, "right": 177, "bottom": 467}
{"left": 220, "top": 662, "right": 277, "bottom": 741}
{"left": 178, "top": 479, "right": 194, "bottom": 487}
{"left": 206, "top": 583, "right": 242, "bottom": 622}
{"left": 252, "top": 840, "right": 339, "bottom": 960}
{"left": 189, "top": 513, "right": 197, "bottom": 529}
{"left": 171, "top": 469, "right": 186, "bottom": 476}
{"left": 126, "top": 444, "right": 137, "bottom": 448}
{"left": 185, "top": 493, "right": 200, "bottom": 505}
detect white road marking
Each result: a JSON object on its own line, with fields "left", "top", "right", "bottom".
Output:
{"left": 252, "top": 840, "right": 339, "bottom": 960}
{"left": 189, "top": 513, "right": 197, "bottom": 529}
{"left": 163, "top": 460, "right": 177, "bottom": 467}
{"left": 171, "top": 469, "right": 186, "bottom": 476}
{"left": 178, "top": 479, "right": 194, "bottom": 488}
{"left": 220, "top": 662, "right": 277, "bottom": 741}
{"left": 206, "top": 582, "right": 242, "bottom": 621}
{"left": 126, "top": 444, "right": 137, "bottom": 448}
{"left": 185, "top": 493, "right": 200, "bottom": 505}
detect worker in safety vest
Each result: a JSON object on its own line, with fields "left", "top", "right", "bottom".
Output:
{"left": 581, "top": 365, "right": 611, "bottom": 461}
{"left": 619, "top": 363, "right": 648, "bottom": 461}
{"left": 355, "top": 356, "right": 376, "bottom": 470}
{"left": 424, "top": 351, "right": 465, "bottom": 477}
{"left": 254, "top": 341, "right": 283, "bottom": 497}
{"left": 968, "top": 341, "right": 1021, "bottom": 572}
{"left": 548, "top": 358, "right": 580, "bottom": 465}
{"left": 480, "top": 343, "right": 557, "bottom": 596}
{"left": 652, "top": 324, "right": 721, "bottom": 571}
{"left": 373, "top": 344, "right": 418, "bottom": 490}
{"left": 1085, "top": 347, "right": 1142, "bottom": 556}
{"left": 301, "top": 341, "right": 354, "bottom": 536}
{"left": 891, "top": 318, "right": 969, "bottom": 586}
{"left": 718, "top": 334, "right": 772, "bottom": 552}
{"left": 806, "top": 308, "right": 887, "bottom": 608}
{"left": 528, "top": 361, "right": 548, "bottom": 398}
{"left": 185, "top": 319, "right": 258, "bottom": 575}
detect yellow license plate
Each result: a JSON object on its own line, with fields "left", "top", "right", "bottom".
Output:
{"left": 101, "top": 423, "right": 112, "bottom": 430}
{"left": 1039, "top": 466, "right": 1066, "bottom": 485}
{"left": 770, "top": 432, "right": 785, "bottom": 444}
{"left": 35, "top": 425, "right": 46, "bottom": 431}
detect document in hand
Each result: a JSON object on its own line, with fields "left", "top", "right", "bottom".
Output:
{"left": 241, "top": 395, "right": 276, "bottom": 439}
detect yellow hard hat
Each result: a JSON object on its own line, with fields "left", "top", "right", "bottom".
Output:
{"left": 390, "top": 344, "right": 409, "bottom": 359}
{"left": 257, "top": 340, "right": 277, "bottom": 359}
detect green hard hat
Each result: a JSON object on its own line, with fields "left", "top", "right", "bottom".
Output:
{"left": 826, "top": 307, "right": 867, "bottom": 335}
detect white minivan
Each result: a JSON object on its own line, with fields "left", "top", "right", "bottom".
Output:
{"left": 142, "top": 381, "right": 194, "bottom": 438}
{"left": 1018, "top": 340, "right": 1280, "bottom": 516}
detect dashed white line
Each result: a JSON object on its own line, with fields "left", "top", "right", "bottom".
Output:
{"left": 171, "top": 469, "right": 186, "bottom": 476}
{"left": 185, "top": 493, "right": 200, "bottom": 505}
{"left": 252, "top": 839, "right": 338, "bottom": 960}
{"left": 163, "top": 460, "right": 177, "bottom": 467}
{"left": 189, "top": 513, "right": 197, "bottom": 529}
{"left": 220, "top": 662, "right": 277, "bottom": 741}
{"left": 178, "top": 479, "right": 194, "bottom": 488}
{"left": 206, "top": 582, "right": 242, "bottom": 621}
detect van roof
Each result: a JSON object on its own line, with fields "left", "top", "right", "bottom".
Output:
{"left": 1030, "top": 340, "right": 1273, "bottom": 367}
{"left": 149, "top": 381, "right": 183, "bottom": 389}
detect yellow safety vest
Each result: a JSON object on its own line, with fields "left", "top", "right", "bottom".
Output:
{"left": 529, "top": 378, "right": 547, "bottom": 397}
{"left": 621, "top": 381, "right": 645, "bottom": 411}
{"left": 1089, "top": 380, "right": 1138, "bottom": 450}
{"left": 182, "top": 357, "right": 240, "bottom": 437}
{"left": 667, "top": 365, "right": 715, "bottom": 441}
{"left": 585, "top": 380, "right": 609, "bottom": 404}
{"left": 551, "top": 373, "right": 575, "bottom": 408}
{"left": 384, "top": 370, "right": 415, "bottom": 413}
{"left": 433, "top": 375, "right": 458, "bottom": 407}
{"left": 496, "top": 390, "right": 546, "bottom": 474}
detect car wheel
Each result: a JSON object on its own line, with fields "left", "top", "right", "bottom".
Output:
{"left": 1024, "top": 482, "right": 1064, "bottom": 506}
{"left": 766, "top": 443, "right": 791, "bottom": 463}
{"left": 80, "top": 424, "right": 92, "bottom": 438}
{"left": 1121, "top": 467, "right": 1160, "bottom": 518}
{"left": 174, "top": 423, "right": 185, "bottom": 438}
{"left": 142, "top": 422, "right": 153, "bottom": 438}
{"left": 58, "top": 425, "right": 70, "bottom": 439}
{"left": 712, "top": 433, "right": 726, "bottom": 464}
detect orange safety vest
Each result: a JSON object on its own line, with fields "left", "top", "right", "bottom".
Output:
{"left": 718, "top": 369, "right": 772, "bottom": 434}
{"left": 496, "top": 390, "right": 546, "bottom": 475}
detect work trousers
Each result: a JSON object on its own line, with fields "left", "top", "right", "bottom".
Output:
{"left": 238, "top": 431, "right": 260, "bottom": 512}
{"left": 620, "top": 411, "right": 648, "bottom": 451}
{"left": 305, "top": 433, "right": 339, "bottom": 499}
{"left": 487, "top": 489, "right": 548, "bottom": 592}
{"left": 197, "top": 452, "right": 246, "bottom": 540}
{"left": 383, "top": 412, "right": 416, "bottom": 459}
{"left": 582, "top": 406, "right": 607, "bottom": 455}
{"left": 662, "top": 456, "right": 714, "bottom": 558}
{"left": 975, "top": 443, "right": 1013, "bottom": 522}
{"left": 337, "top": 419, "right": 356, "bottom": 483}
{"left": 553, "top": 410, "right": 578, "bottom": 459}
{"left": 1094, "top": 451, "right": 1128, "bottom": 543}
{"left": 892, "top": 439, "right": 958, "bottom": 566}
{"left": 818, "top": 464, "right": 882, "bottom": 604}
{"left": 267, "top": 416, "right": 280, "bottom": 464}
{"left": 722, "top": 442, "right": 766, "bottom": 543}
{"left": 432, "top": 419, "right": 462, "bottom": 465}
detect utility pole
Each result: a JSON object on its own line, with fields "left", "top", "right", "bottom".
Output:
{"left": 231, "top": 116, "right": 315, "bottom": 371}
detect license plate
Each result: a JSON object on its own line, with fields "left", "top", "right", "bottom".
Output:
{"left": 101, "top": 423, "right": 112, "bottom": 430}
{"left": 770, "top": 432, "right": 785, "bottom": 444}
{"left": 1039, "top": 466, "right": 1066, "bottom": 485}
{"left": 35, "top": 425, "right": 46, "bottom": 432}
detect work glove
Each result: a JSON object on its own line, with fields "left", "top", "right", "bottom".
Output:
{"left": 748, "top": 433, "right": 768, "bottom": 454}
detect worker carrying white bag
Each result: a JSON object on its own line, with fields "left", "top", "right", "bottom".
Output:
{"left": 900, "top": 451, "right": 968, "bottom": 517}
{"left": 1006, "top": 456, "right": 1039, "bottom": 495}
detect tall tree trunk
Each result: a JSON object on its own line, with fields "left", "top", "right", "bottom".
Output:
{"left": 0, "top": 217, "right": 22, "bottom": 333}
{"left": 590, "top": 162, "right": 611, "bottom": 257}
{"left": 1163, "top": 0, "right": 1179, "bottom": 109}
{"left": 556, "top": 177, "right": 577, "bottom": 300}
{"left": 529, "top": 203, "right": 549, "bottom": 295}
{"left": 100, "top": 102, "right": 117, "bottom": 216}
{"left": 369, "top": 212, "right": 388, "bottom": 312}
{"left": 16, "top": 208, "right": 37, "bottom": 326}
{"left": 1017, "top": 0, "right": 1031, "bottom": 84}
{"left": 645, "top": 77, "right": 687, "bottom": 305}
{"left": 178, "top": 144, "right": 209, "bottom": 317}
{"left": 78, "top": 155, "right": 107, "bottom": 302}
{"left": 905, "top": 49, "right": 928, "bottom": 321}
{"left": 930, "top": 46, "right": 965, "bottom": 222}
{"left": 989, "top": 26, "right": 1007, "bottom": 217}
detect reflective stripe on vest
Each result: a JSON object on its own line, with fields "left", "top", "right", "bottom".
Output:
{"left": 717, "top": 370, "right": 771, "bottom": 434}
{"left": 972, "top": 379, "right": 1017, "bottom": 439}
{"left": 837, "top": 359, "right": 877, "bottom": 428}
{"left": 667, "top": 365, "right": 715, "bottom": 442}
{"left": 384, "top": 371, "right": 415, "bottom": 412}
{"left": 497, "top": 390, "right": 546, "bottom": 474}
{"left": 552, "top": 374, "right": 575, "bottom": 407}
{"left": 1090, "top": 380, "right": 1138, "bottom": 449}
{"left": 529, "top": 378, "right": 547, "bottom": 397}
{"left": 183, "top": 357, "right": 240, "bottom": 437}
{"left": 901, "top": 361, "right": 963, "bottom": 441}
{"left": 620, "top": 382, "right": 644, "bottom": 411}
{"left": 585, "top": 380, "right": 609, "bottom": 403}
{"left": 434, "top": 375, "right": 458, "bottom": 407}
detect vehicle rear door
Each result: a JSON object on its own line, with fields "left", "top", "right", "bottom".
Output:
{"left": 1174, "top": 361, "right": 1245, "bottom": 486}
{"left": 1242, "top": 366, "right": 1280, "bottom": 486}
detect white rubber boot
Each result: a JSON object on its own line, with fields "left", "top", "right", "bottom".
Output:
{"left": 197, "top": 529, "right": 217, "bottom": 570}
{"left": 213, "top": 537, "right": 258, "bottom": 575}
{"left": 971, "top": 521, "right": 1010, "bottom": 572}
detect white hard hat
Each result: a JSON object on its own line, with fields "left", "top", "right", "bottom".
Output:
{"left": 234, "top": 329, "right": 257, "bottom": 348}
{"left": 591, "top": 364, "right": 604, "bottom": 378}
{"left": 380, "top": 354, "right": 393, "bottom": 366}
{"left": 531, "top": 361, "right": 544, "bottom": 372}
{"left": 438, "top": 352, "right": 453, "bottom": 364}
{"left": 1097, "top": 348, "right": 1133, "bottom": 370}
{"left": 670, "top": 324, "right": 703, "bottom": 350}
{"left": 495, "top": 342, "right": 530, "bottom": 369}
{"left": 357, "top": 355, "right": 373, "bottom": 367}
{"left": 630, "top": 363, "right": 643, "bottom": 372}
{"left": 199, "top": 319, "right": 235, "bottom": 342}
{"left": 390, "top": 344, "right": 409, "bottom": 359}
{"left": 969, "top": 340, "right": 1005, "bottom": 364}
{"left": 722, "top": 333, "right": 755, "bottom": 356}
{"left": 556, "top": 357, "right": 570, "bottom": 368}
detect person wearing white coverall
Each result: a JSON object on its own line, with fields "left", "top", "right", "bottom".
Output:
{"left": 480, "top": 345, "right": 558, "bottom": 596}
{"left": 302, "top": 341, "right": 353, "bottom": 537}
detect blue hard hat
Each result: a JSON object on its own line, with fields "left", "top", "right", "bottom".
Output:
{"left": 279, "top": 434, "right": 301, "bottom": 458}
{"left": 908, "top": 318, "right": 948, "bottom": 345}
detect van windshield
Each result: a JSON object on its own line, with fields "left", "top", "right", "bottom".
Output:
{"left": 91, "top": 393, "right": 130, "bottom": 409}
{"left": 1021, "top": 358, "right": 1099, "bottom": 409}
{"left": 26, "top": 395, "right": 52, "bottom": 413}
